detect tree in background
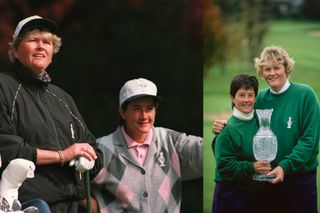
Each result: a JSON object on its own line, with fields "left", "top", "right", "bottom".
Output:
{"left": 204, "top": 0, "right": 274, "bottom": 75}
{"left": 242, "top": 0, "right": 273, "bottom": 67}
{"left": 204, "top": 0, "right": 226, "bottom": 75}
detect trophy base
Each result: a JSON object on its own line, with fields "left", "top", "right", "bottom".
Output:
{"left": 253, "top": 174, "right": 276, "bottom": 182}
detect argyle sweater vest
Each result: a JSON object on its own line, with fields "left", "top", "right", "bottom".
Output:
{"left": 93, "top": 127, "right": 203, "bottom": 213}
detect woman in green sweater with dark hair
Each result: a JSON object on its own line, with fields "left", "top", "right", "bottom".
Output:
{"left": 213, "top": 46, "right": 320, "bottom": 213}
{"left": 212, "top": 73, "right": 271, "bottom": 213}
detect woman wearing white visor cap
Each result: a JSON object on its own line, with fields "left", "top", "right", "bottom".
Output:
{"left": 90, "top": 78, "right": 203, "bottom": 213}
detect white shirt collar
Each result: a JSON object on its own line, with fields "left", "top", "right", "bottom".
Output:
{"left": 270, "top": 80, "right": 290, "bottom": 94}
{"left": 232, "top": 107, "right": 254, "bottom": 121}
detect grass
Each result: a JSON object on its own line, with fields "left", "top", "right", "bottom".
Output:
{"left": 203, "top": 19, "right": 320, "bottom": 213}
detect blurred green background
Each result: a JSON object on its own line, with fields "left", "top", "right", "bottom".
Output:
{"left": 204, "top": 5, "right": 320, "bottom": 213}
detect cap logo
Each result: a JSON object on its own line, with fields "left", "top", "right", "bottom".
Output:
{"left": 138, "top": 83, "right": 148, "bottom": 88}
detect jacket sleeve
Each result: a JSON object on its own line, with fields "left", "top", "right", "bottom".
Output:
{"left": 0, "top": 85, "right": 37, "bottom": 168}
{"left": 65, "top": 94, "right": 104, "bottom": 178}
{"left": 171, "top": 129, "right": 203, "bottom": 180}
{"left": 214, "top": 129, "right": 255, "bottom": 181}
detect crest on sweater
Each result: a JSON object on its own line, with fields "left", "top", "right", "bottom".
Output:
{"left": 287, "top": 117, "right": 292, "bottom": 129}
{"left": 158, "top": 152, "right": 166, "bottom": 167}
{"left": 157, "top": 150, "right": 170, "bottom": 174}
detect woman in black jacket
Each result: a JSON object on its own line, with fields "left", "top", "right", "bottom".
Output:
{"left": 0, "top": 15, "right": 103, "bottom": 213}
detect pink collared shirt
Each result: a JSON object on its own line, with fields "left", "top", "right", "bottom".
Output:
{"left": 121, "top": 126, "right": 153, "bottom": 165}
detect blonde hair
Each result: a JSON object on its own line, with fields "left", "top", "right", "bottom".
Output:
{"left": 8, "top": 29, "right": 62, "bottom": 63}
{"left": 254, "top": 46, "right": 295, "bottom": 77}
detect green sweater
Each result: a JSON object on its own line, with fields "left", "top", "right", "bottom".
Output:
{"left": 255, "top": 82, "right": 320, "bottom": 174}
{"left": 213, "top": 116, "right": 265, "bottom": 191}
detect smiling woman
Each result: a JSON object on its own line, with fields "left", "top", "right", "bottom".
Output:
{"left": 212, "top": 74, "right": 273, "bottom": 213}
{"left": 231, "top": 87, "right": 256, "bottom": 114}
{"left": 91, "top": 78, "right": 203, "bottom": 213}
{"left": 230, "top": 74, "right": 258, "bottom": 114}
{"left": 252, "top": 46, "right": 320, "bottom": 212}
{"left": 119, "top": 96, "right": 157, "bottom": 143}
{"left": 254, "top": 46, "right": 295, "bottom": 93}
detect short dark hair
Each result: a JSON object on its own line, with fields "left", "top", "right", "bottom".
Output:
{"left": 230, "top": 73, "right": 259, "bottom": 108}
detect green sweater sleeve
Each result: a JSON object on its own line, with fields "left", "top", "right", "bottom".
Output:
{"left": 278, "top": 88, "right": 320, "bottom": 173}
{"left": 214, "top": 129, "right": 255, "bottom": 181}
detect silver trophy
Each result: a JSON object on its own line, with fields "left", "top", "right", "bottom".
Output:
{"left": 253, "top": 109, "right": 278, "bottom": 181}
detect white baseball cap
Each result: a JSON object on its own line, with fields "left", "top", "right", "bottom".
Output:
{"left": 119, "top": 78, "right": 163, "bottom": 106}
{"left": 13, "top": 15, "right": 59, "bottom": 39}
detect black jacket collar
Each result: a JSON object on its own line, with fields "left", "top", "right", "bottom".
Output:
{"left": 12, "top": 60, "right": 51, "bottom": 89}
